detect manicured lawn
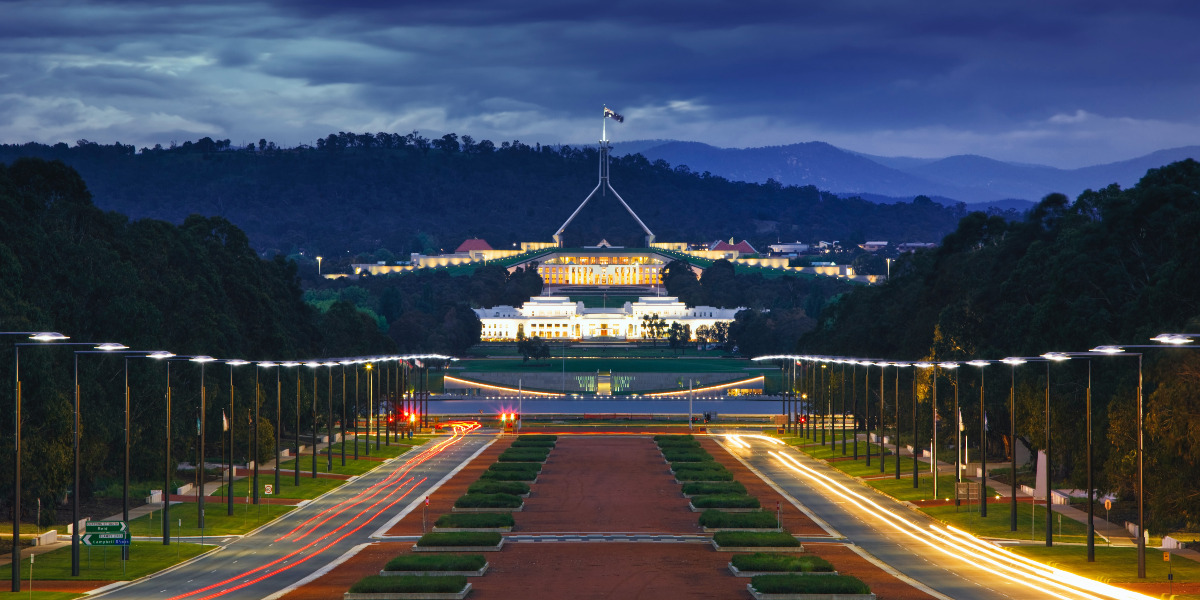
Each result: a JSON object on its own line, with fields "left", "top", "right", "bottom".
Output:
{"left": 213, "top": 471, "right": 345, "bottom": 500}
{"left": 866, "top": 472, "right": 998, "bottom": 503}
{"left": 1009, "top": 545, "right": 1200, "bottom": 583}
{"left": 0, "top": 593, "right": 82, "bottom": 600}
{"left": 921, "top": 504, "right": 1089, "bottom": 543}
{"left": 127, "top": 502, "right": 295, "bottom": 537}
{"left": 14, "top": 541, "right": 211, "bottom": 581}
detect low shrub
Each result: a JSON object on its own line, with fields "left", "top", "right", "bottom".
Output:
{"left": 519, "top": 434, "right": 557, "bottom": 442}
{"left": 699, "top": 510, "right": 780, "bottom": 529}
{"left": 676, "top": 470, "right": 734, "bottom": 482}
{"left": 692, "top": 494, "right": 761, "bottom": 508}
{"left": 487, "top": 462, "right": 542, "bottom": 472}
{"left": 479, "top": 470, "right": 537, "bottom": 481}
{"left": 349, "top": 575, "right": 469, "bottom": 593}
{"left": 454, "top": 493, "right": 523, "bottom": 508}
{"left": 713, "top": 531, "right": 799, "bottom": 548}
{"left": 511, "top": 439, "right": 556, "bottom": 448}
{"left": 750, "top": 574, "right": 869, "bottom": 594}
{"left": 415, "top": 532, "right": 503, "bottom": 547}
{"left": 732, "top": 553, "right": 835, "bottom": 573}
{"left": 654, "top": 434, "right": 694, "bottom": 442}
{"left": 467, "top": 480, "right": 530, "bottom": 496}
{"left": 672, "top": 462, "right": 728, "bottom": 473}
{"left": 657, "top": 439, "right": 701, "bottom": 449}
{"left": 434, "top": 513, "right": 516, "bottom": 529}
{"left": 661, "top": 450, "right": 714, "bottom": 462}
{"left": 384, "top": 554, "right": 487, "bottom": 572}
{"left": 498, "top": 448, "right": 550, "bottom": 462}
{"left": 682, "top": 481, "right": 746, "bottom": 495}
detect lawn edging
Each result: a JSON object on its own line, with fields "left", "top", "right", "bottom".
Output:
{"left": 380, "top": 565, "right": 488, "bottom": 577}
{"left": 344, "top": 583, "right": 472, "bottom": 599}
{"left": 431, "top": 526, "right": 512, "bottom": 532}
{"left": 450, "top": 505, "right": 523, "bottom": 513}
{"left": 412, "top": 539, "right": 506, "bottom": 552}
{"left": 729, "top": 564, "right": 839, "bottom": 577}
{"left": 744, "top": 583, "right": 874, "bottom": 600}
{"left": 714, "top": 542, "right": 807, "bottom": 552}
{"left": 690, "top": 502, "right": 759, "bottom": 513}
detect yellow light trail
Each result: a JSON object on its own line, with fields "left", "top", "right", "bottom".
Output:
{"left": 750, "top": 445, "right": 1154, "bottom": 600}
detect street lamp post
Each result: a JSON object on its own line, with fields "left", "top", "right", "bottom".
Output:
{"left": 326, "top": 362, "right": 335, "bottom": 471}
{"left": 967, "top": 360, "right": 990, "bottom": 517}
{"left": 190, "top": 356, "right": 215, "bottom": 530}
{"left": 340, "top": 362, "right": 349, "bottom": 466}
{"left": 941, "top": 362, "right": 960, "bottom": 505}
{"left": 841, "top": 360, "right": 848, "bottom": 455}
{"left": 893, "top": 362, "right": 907, "bottom": 480}
{"left": 911, "top": 364, "right": 919, "bottom": 488}
{"left": 1001, "top": 357, "right": 1026, "bottom": 532}
{"left": 1041, "top": 353, "right": 1070, "bottom": 547}
{"left": 258, "top": 362, "right": 280, "bottom": 496}
{"left": 280, "top": 362, "right": 301, "bottom": 486}
{"left": 864, "top": 361, "right": 871, "bottom": 466}
{"left": 852, "top": 360, "right": 859, "bottom": 459}
{"left": 306, "top": 362, "right": 320, "bottom": 478}
{"left": 226, "top": 360, "right": 251, "bottom": 513}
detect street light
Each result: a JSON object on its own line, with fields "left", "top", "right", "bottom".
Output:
{"left": 940, "top": 362, "right": 960, "bottom": 504}
{"left": 340, "top": 361, "right": 352, "bottom": 466}
{"left": 316, "top": 256, "right": 323, "bottom": 275}
{"left": 1001, "top": 357, "right": 1026, "bottom": 532}
{"left": 891, "top": 362, "right": 909, "bottom": 480}
{"left": 280, "top": 362, "right": 301, "bottom": 486}
{"left": 966, "top": 360, "right": 989, "bottom": 517}
{"left": 1041, "top": 352, "right": 1070, "bottom": 547}
{"left": 258, "top": 361, "right": 280, "bottom": 496}
{"left": 324, "top": 362, "right": 336, "bottom": 471}
{"left": 226, "top": 360, "right": 250, "bottom": 513}
{"left": 875, "top": 361, "right": 889, "bottom": 473}
{"left": 1092, "top": 344, "right": 1148, "bottom": 577}
{"left": 305, "top": 361, "right": 321, "bottom": 478}
{"left": 190, "top": 355, "right": 215, "bottom": 530}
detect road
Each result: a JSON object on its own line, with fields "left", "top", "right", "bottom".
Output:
{"left": 715, "top": 433, "right": 1154, "bottom": 600}
{"left": 96, "top": 423, "right": 490, "bottom": 600}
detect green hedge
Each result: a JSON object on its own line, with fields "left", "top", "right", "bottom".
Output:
{"left": 682, "top": 481, "right": 746, "bottom": 496}
{"left": 732, "top": 553, "right": 834, "bottom": 573}
{"left": 498, "top": 448, "right": 550, "bottom": 462}
{"left": 713, "top": 531, "right": 800, "bottom": 548}
{"left": 699, "top": 510, "right": 780, "bottom": 529}
{"left": 384, "top": 554, "right": 488, "bottom": 572}
{"left": 661, "top": 450, "right": 714, "bottom": 462}
{"left": 487, "top": 462, "right": 542, "bottom": 472}
{"left": 518, "top": 434, "right": 557, "bottom": 442}
{"left": 435, "top": 513, "right": 515, "bottom": 529}
{"left": 511, "top": 439, "right": 556, "bottom": 448}
{"left": 654, "top": 434, "right": 694, "bottom": 442}
{"left": 750, "top": 574, "right": 868, "bottom": 594}
{"left": 479, "top": 470, "right": 537, "bottom": 481}
{"left": 467, "top": 480, "right": 530, "bottom": 496}
{"left": 415, "top": 532, "right": 503, "bottom": 547}
{"left": 672, "top": 462, "right": 728, "bottom": 473}
{"left": 349, "top": 575, "right": 469, "bottom": 593}
{"left": 692, "top": 494, "right": 760, "bottom": 508}
{"left": 454, "top": 493, "right": 523, "bottom": 508}
{"left": 675, "top": 470, "right": 734, "bottom": 482}
{"left": 657, "top": 440, "right": 701, "bottom": 449}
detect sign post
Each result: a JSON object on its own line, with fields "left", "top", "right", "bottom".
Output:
{"left": 82, "top": 521, "right": 130, "bottom": 547}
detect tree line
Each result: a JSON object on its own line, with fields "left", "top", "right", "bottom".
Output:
{"left": 797, "top": 159, "right": 1200, "bottom": 534}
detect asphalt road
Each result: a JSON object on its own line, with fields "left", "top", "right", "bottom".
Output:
{"left": 96, "top": 425, "right": 492, "bottom": 600}
{"left": 714, "top": 433, "right": 1148, "bottom": 600}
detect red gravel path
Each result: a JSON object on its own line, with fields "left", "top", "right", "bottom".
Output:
{"left": 699, "top": 437, "right": 828, "bottom": 537}
{"left": 384, "top": 437, "right": 512, "bottom": 536}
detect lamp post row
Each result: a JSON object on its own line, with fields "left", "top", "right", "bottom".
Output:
{"left": 761, "top": 333, "right": 1198, "bottom": 581}
{"left": 7, "top": 332, "right": 450, "bottom": 593}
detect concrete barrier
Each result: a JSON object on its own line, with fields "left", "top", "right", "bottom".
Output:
{"left": 34, "top": 530, "right": 57, "bottom": 546}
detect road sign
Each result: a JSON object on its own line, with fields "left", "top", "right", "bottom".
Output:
{"left": 84, "top": 521, "right": 127, "bottom": 534}
{"left": 1164, "top": 552, "right": 1171, "bottom": 562}
{"left": 264, "top": 484, "right": 274, "bottom": 495}
{"left": 1104, "top": 498, "right": 1112, "bottom": 511}
{"left": 81, "top": 533, "right": 130, "bottom": 546}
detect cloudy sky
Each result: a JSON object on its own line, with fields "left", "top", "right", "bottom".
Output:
{"left": 2, "top": 0, "right": 1198, "bottom": 168}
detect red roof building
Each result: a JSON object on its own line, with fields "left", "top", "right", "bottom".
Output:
{"left": 455, "top": 238, "right": 493, "bottom": 253}
{"left": 709, "top": 239, "right": 758, "bottom": 254}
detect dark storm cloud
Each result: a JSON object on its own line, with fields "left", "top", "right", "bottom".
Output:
{"left": 0, "top": 0, "right": 1197, "bottom": 166}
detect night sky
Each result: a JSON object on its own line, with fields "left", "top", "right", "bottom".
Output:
{"left": 2, "top": 0, "right": 1198, "bottom": 167}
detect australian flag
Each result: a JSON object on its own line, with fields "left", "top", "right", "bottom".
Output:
{"left": 603, "top": 107, "right": 624, "bottom": 123}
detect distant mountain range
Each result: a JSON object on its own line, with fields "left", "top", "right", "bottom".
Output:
{"left": 606, "top": 140, "right": 1200, "bottom": 206}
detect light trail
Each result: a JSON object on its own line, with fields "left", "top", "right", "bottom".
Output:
{"left": 753, "top": 444, "right": 1155, "bottom": 600}
{"left": 167, "top": 422, "right": 479, "bottom": 600}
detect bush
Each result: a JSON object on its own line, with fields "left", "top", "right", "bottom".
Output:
{"left": 479, "top": 470, "right": 537, "bottom": 481}
{"left": 657, "top": 439, "right": 701, "bottom": 449}
{"left": 672, "top": 462, "right": 728, "bottom": 473}
{"left": 384, "top": 554, "right": 487, "bottom": 572}
{"left": 349, "top": 575, "right": 468, "bottom": 593}
{"left": 693, "top": 494, "right": 760, "bottom": 508}
{"left": 654, "top": 434, "right": 694, "bottom": 442}
{"left": 454, "top": 493, "right": 523, "bottom": 508}
{"left": 750, "top": 574, "right": 868, "bottom": 594}
{"left": 498, "top": 448, "right": 550, "bottom": 462}
{"left": 662, "top": 450, "right": 714, "bottom": 462}
{"left": 732, "top": 553, "right": 834, "bottom": 573}
{"left": 682, "top": 481, "right": 746, "bottom": 496}
{"left": 487, "top": 462, "right": 542, "bottom": 472}
{"left": 415, "top": 532, "right": 502, "bottom": 547}
{"left": 675, "top": 470, "right": 734, "bottom": 482}
{"left": 519, "top": 434, "right": 557, "bottom": 442}
{"left": 467, "top": 480, "right": 530, "bottom": 496}
{"left": 699, "top": 510, "right": 780, "bottom": 529}
{"left": 435, "top": 513, "right": 516, "bottom": 529}
{"left": 511, "top": 439, "right": 556, "bottom": 448}
{"left": 713, "top": 531, "right": 800, "bottom": 548}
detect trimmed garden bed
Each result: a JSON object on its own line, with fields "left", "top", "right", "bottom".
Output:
{"left": 689, "top": 494, "right": 761, "bottom": 511}
{"left": 381, "top": 554, "right": 489, "bottom": 577}
{"left": 478, "top": 470, "right": 538, "bottom": 482}
{"left": 413, "top": 532, "right": 505, "bottom": 552}
{"left": 345, "top": 575, "right": 472, "bottom": 599}
{"left": 487, "top": 462, "right": 542, "bottom": 473}
{"left": 497, "top": 448, "right": 551, "bottom": 462}
{"left": 682, "top": 481, "right": 747, "bottom": 497}
{"left": 467, "top": 480, "right": 530, "bottom": 497}
{"left": 700, "top": 509, "right": 781, "bottom": 532}
{"left": 433, "top": 513, "right": 515, "bottom": 532}
{"left": 729, "top": 553, "right": 837, "bottom": 577}
{"left": 712, "top": 531, "right": 803, "bottom": 552}
{"left": 746, "top": 574, "right": 874, "bottom": 599}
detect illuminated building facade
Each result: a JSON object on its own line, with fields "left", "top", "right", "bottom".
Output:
{"left": 475, "top": 295, "right": 742, "bottom": 341}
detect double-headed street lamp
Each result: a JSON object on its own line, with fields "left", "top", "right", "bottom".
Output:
{"left": 226, "top": 360, "right": 250, "bottom": 514}
{"left": 1000, "top": 357, "right": 1026, "bottom": 532}
{"left": 280, "top": 362, "right": 301, "bottom": 486}
{"left": 258, "top": 361, "right": 280, "bottom": 499}
{"left": 913, "top": 362, "right": 937, "bottom": 497}
{"left": 966, "top": 360, "right": 990, "bottom": 517}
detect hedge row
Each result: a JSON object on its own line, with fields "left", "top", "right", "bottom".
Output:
{"left": 661, "top": 450, "right": 714, "bottom": 462}
{"left": 349, "top": 575, "right": 468, "bottom": 593}
{"left": 692, "top": 494, "right": 761, "bottom": 509}
{"left": 675, "top": 470, "right": 734, "bottom": 482}
{"left": 510, "top": 439, "right": 556, "bottom": 448}
{"left": 750, "top": 574, "right": 868, "bottom": 594}
{"left": 487, "top": 462, "right": 542, "bottom": 472}
{"left": 518, "top": 434, "right": 557, "bottom": 442}
{"left": 498, "top": 448, "right": 551, "bottom": 462}
{"left": 467, "top": 480, "right": 530, "bottom": 496}
{"left": 672, "top": 462, "right": 728, "bottom": 474}
{"left": 732, "top": 553, "right": 834, "bottom": 573}
{"left": 384, "top": 554, "right": 488, "bottom": 572}
{"left": 699, "top": 510, "right": 780, "bottom": 529}
{"left": 453, "top": 493, "right": 523, "bottom": 509}
{"left": 434, "top": 513, "right": 515, "bottom": 529}
{"left": 415, "top": 532, "right": 502, "bottom": 547}
{"left": 712, "top": 531, "right": 800, "bottom": 548}
{"left": 682, "top": 481, "right": 746, "bottom": 496}
{"left": 479, "top": 470, "right": 537, "bottom": 481}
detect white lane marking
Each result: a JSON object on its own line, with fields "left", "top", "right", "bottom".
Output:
{"left": 845, "top": 543, "right": 956, "bottom": 600}
{"left": 260, "top": 542, "right": 372, "bottom": 600}
{"left": 371, "top": 438, "right": 497, "bottom": 539}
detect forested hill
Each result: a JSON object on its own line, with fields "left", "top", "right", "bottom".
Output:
{"left": 0, "top": 134, "right": 968, "bottom": 257}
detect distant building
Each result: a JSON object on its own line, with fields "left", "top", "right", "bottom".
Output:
{"left": 475, "top": 296, "right": 742, "bottom": 341}
{"left": 897, "top": 242, "right": 938, "bottom": 253}
{"left": 767, "top": 242, "right": 810, "bottom": 255}
{"left": 709, "top": 238, "right": 758, "bottom": 255}
{"left": 858, "top": 241, "right": 889, "bottom": 252}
